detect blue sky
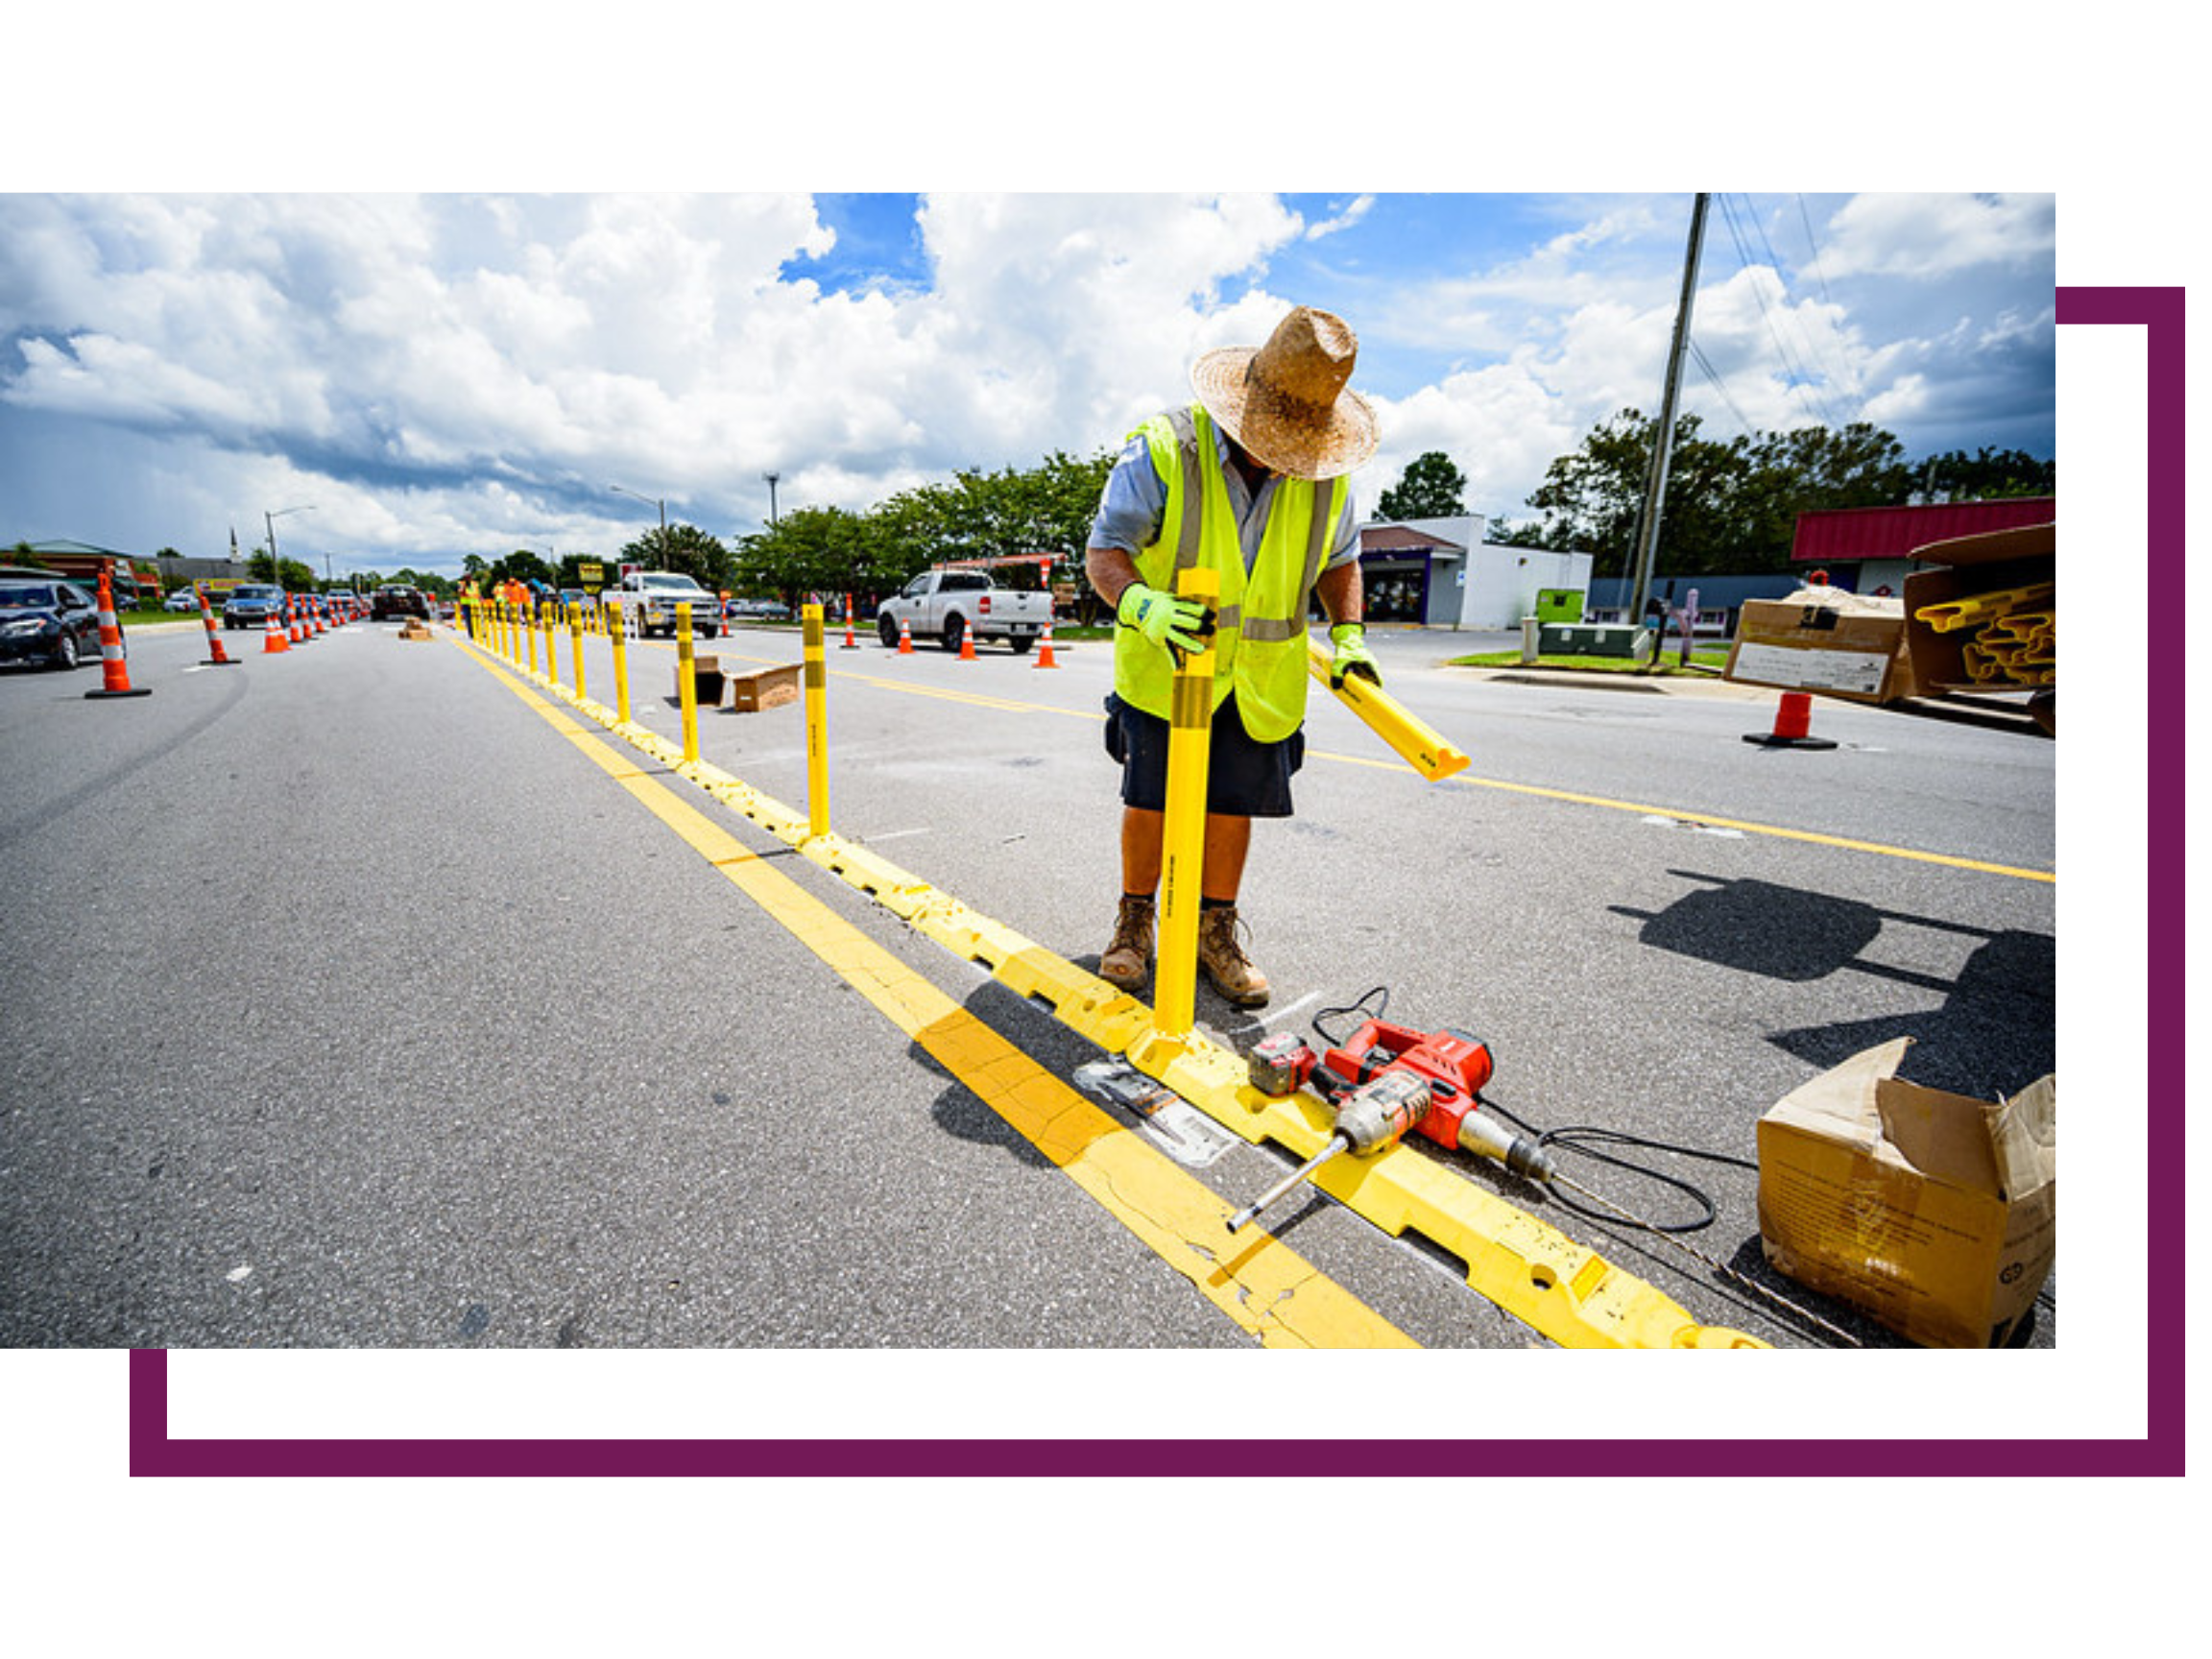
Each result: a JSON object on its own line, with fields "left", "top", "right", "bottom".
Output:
{"left": 0, "top": 190, "right": 2056, "bottom": 580}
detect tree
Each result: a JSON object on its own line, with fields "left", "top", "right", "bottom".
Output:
{"left": 486, "top": 548, "right": 555, "bottom": 589}
{"left": 1915, "top": 447, "right": 2056, "bottom": 500}
{"left": 731, "top": 447, "right": 1116, "bottom": 614}
{"left": 1377, "top": 450, "right": 1469, "bottom": 520}
{"left": 1501, "top": 409, "right": 1926, "bottom": 578}
{"left": 620, "top": 522, "right": 732, "bottom": 590}
{"left": 247, "top": 551, "right": 318, "bottom": 589}
{"left": 734, "top": 505, "right": 877, "bottom": 604}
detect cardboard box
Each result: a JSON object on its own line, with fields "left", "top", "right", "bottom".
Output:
{"left": 677, "top": 654, "right": 728, "bottom": 704}
{"left": 724, "top": 661, "right": 802, "bottom": 712}
{"left": 1726, "top": 589, "right": 1918, "bottom": 704}
{"left": 1903, "top": 522, "right": 2056, "bottom": 694}
{"left": 1756, "top": 1038, "right": 2056, "bottom": 1348}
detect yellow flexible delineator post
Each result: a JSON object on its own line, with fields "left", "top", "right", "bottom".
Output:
{"left": 569, "top": 605, "right": 587, "bottom": 701}
{"left": 1304, "top": 637, "right": 1469, "bottom": 781}
{"left": 803, "top": 601, "right": 830, "bottom": 839}
{"left": 678, "top": 601, "right": 700, "bottom": 766}
{"left": 1912, "top": 582, "right": 2056, "bottom": 634}
{"left": 1152, "top": 567, "right": 1220, "bottom": 1042}
{"left": 608, "top": 599, "right": 632, "bottom": 726}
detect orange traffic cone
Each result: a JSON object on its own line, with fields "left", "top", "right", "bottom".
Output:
{"left": 898, "top": 613, "right": 913, "bottom": 654}
{"left": 959, "top": 615, "right": 975, "bottom": 661}
{"left": 287, "top": 596, "right": 305, "bottom": 643}
{"left": 264, "top": 611, "right": 290, "bottom": 654}
{"left": 1034, "top": 615, "right": 1058, "bottom": 668}
{"left": 841, "top": 593, "right": 858, "bottom": 650}
{"left": 198, "top": 591, "right": 239, "bottom": 666}
{"left": 84, "top": 567, "right": 151, "bottom": 699}
{"left": 1743, "top": 690, "right": 1838, "bottom": 750}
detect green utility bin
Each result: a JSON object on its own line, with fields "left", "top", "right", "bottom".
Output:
{"left": 1534, "top": 589, "right": 1585, "bottom": 623}
{"left": 1538, "top": 622, "right": 1641, "bottom": 657}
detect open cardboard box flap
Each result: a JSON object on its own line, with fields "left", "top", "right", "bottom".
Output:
{"left": 1909, "top": 521, "right": 2056, "bottom": 567}
{"left": 1758, "top": 1038, "right": 2056, "bottom": 1346}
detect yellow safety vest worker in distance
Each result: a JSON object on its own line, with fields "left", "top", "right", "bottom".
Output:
{"left": 1112, "top": 404, "right": 1347, "bottom": 744}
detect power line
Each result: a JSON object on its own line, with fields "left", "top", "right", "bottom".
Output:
{"left": 1712, "top": 192, "right": 1840, "bottom": 430}
{"left": 1794, "top": 192, "right": 1834, "bottom": 304}
{"left": 1756, "top": 193, "right": 1855, "bottom": 410}
{"left": 1688, "top": 339, "right": 1756, "bottom": 437}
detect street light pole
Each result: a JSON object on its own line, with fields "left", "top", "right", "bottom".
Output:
{"left": 611, "top": 484, "right": 666, "bottom": 537}
{"left": 763, "top": 471, "right": 781, "bottom": 527}
{"left": 264, "top": 504, "right": 316, "bottom": 588}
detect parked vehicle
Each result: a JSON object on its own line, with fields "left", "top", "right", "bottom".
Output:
{"left": 0, "top": 579, "right": 106, "bottom": 670}
{"left": 163, "top": 588, "right": 205, "bottom": 613}
{"left": 372, "top": 585, "right": 429, "bottom": 621}
{"left": 877, "top": 568, "right": 1052, "bottom": 653}
{"left": 223, "top": 584, "right": 288, "bottom": 631}
{"left": 724, "top": 597, "right": 792, "bottom": 622}
{"left": 613, "top": 570, "right": 721, "bottom": 639}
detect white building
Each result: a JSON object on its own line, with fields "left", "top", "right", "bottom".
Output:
{"left": 1355, "top": 515, "right": 1593, "bottom": 630}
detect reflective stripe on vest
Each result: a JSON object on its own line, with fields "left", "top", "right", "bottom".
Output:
{"left": 1112, "top": 405, "right": 1344, "bottom": 743}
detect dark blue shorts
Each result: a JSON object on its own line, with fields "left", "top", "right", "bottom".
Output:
{"left": 1102, "top": 692, "right": 1304, "bottom": 818}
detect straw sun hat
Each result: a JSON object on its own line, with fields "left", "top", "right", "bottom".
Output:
{"left": 1189, "top": 304, "right": 1379, "bottom": 481}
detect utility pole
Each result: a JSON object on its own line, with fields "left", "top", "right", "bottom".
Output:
{"left": 1627, "top": 192, "right": 1710, "bottom": 637}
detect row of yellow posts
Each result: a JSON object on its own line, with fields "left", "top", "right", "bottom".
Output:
{"left": 460, "top": 577, "right": 1209, "bottom": 1037}
{"left": 454, "top": 569, "right": 1358, "bottom": 1049}
{"left": 461, "top": 591, "right": 831, "bottom": 841}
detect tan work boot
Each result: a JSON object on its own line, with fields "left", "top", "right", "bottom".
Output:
{"left": 1198, "top": 904, "right": 1270, "bottom": 1007}
{"left": 1099, "top": 894, "right": 1155, "bottom": 990}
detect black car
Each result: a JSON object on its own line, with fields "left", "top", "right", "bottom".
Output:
{"left": 223, "top": 584, "right": 288, "bottom": 631}
{"left": 0, "top": 579, "right": 105, "bottom": 670}
{"left": 372, "top": 585, "right": 429, "bottom": 621}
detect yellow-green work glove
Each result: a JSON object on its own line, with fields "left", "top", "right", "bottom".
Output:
{"left": 1118, "top": 583, "right": 1215, "bottom": 657}
{"left": 1329, "top": 621, "right": 1381, "bottom": 688}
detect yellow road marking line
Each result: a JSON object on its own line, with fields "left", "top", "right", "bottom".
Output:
{"left": 633, "top": 637, "right": 2055, "bottom": 881}
{"left": 458, "top": 641, "right": 1415, "bottom": 1350}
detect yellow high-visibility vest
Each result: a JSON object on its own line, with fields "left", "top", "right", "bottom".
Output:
{"left": 1112, "top": 404, "right": 1346, "bottom": 742}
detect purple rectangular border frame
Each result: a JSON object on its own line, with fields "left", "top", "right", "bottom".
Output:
{"left": 127, "top": 285, "right": 2183, "bottom": 1479}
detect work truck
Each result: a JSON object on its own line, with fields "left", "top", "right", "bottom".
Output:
{"left": 613, "top": 569, "right": 722, "bottom": 640}
{"left": 877, "top": 568, "right": 1052, "bottom": 653}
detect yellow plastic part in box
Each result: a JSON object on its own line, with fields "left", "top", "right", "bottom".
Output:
{"left": 483, "top": 637, "right": 1766, "bottom": 1350}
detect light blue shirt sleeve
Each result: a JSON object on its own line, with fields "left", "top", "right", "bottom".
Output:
{"left": 1088, "top": 433, "right": 1165, "bottom": 555}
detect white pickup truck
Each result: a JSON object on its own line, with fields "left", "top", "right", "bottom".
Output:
{"left": 613, "top": 569, "right": 722, "bottom": 640}
{"left": 877, "top": 568, "right": 1053, "bottom": 653}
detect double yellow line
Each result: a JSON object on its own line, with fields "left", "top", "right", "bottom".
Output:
{"left": 460, "top": 640, "right": 1416, "bottom": 1350}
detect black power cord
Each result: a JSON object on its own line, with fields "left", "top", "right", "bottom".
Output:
{"left": 1474, "top": 1097, "right": 1754, "bottom": 1234}
{"left": 1306, "top": 986, "right": 1752, "bottom": 1235}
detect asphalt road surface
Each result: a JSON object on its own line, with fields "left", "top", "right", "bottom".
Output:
{"left": 0, "top": 613, "right": 2056, "bottom": 1354}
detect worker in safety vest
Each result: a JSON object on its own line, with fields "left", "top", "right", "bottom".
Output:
{"left": 1084, "top": 305, "right": 1381, "bottom": 1008}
